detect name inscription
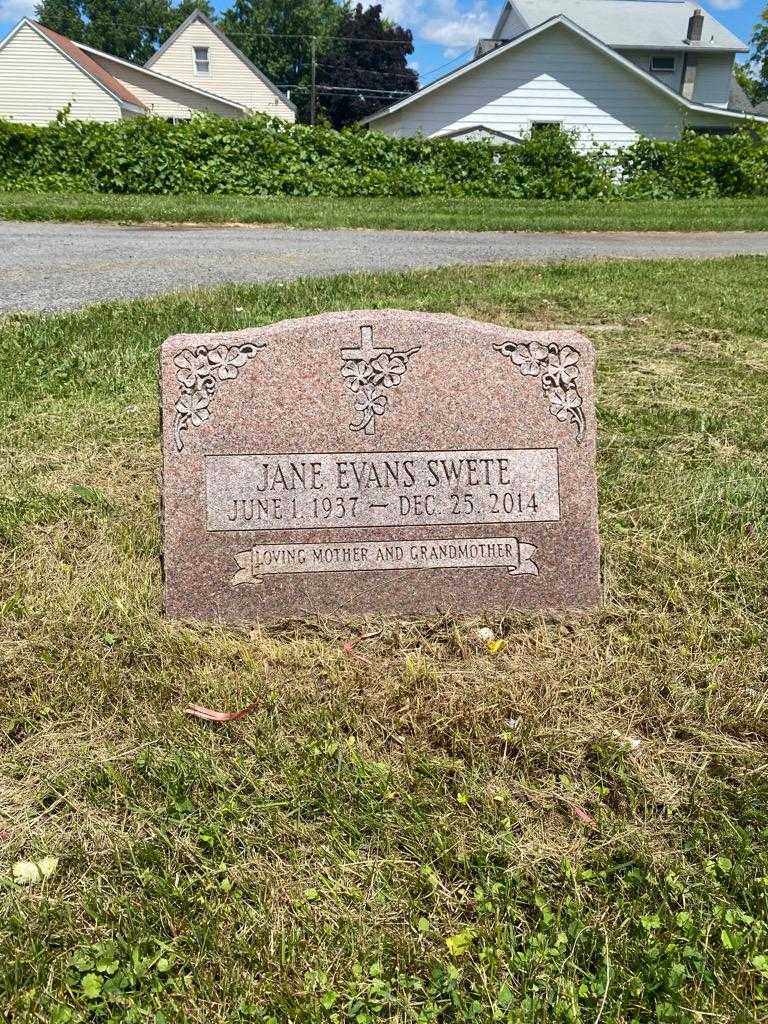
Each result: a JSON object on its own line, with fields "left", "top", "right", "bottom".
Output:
{"left": 206, "top": 448, "right": 560, "bottom": 532}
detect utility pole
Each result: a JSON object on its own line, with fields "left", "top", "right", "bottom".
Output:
{"left": 310, "top": 36, "right": 317, "bottom": 126}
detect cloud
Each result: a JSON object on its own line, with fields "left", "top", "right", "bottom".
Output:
{"left": 377, "top": 0, "right": 426, "bottom": 22}
{"left": 421, "top": 4, "right": 496, "bottom": 55}
{"left": 705, "top": 0, "right": 743, "bottom": 8}
{"left": 380, "top": 0, "right": 495, "bottom": 57}
{"left": 0, "top": 0, "right": 36, "bottom": 19}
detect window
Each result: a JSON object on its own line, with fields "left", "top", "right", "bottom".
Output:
{"left": 531, "top": 121, "right": 562, "bottom": 133}
{"left": 690, "top": 126, "right": 735, "bottom": 136}
{"left": 193, "top": 46, "right": 210, "bottom": 75}
{"left": 650, "top": 55, "right": 675, "bottom": 73}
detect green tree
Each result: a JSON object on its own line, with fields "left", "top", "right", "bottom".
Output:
{"left": 35, "top": 0, "right": 213, "bottom": 63}
{"left": 33, "top": 0, "right": 85, "bottom": 40}
{"left": 315, "top": 3, "right": 417, "bottom": 128}
{"left": 219, "top": 0, "right": 344, "bottom": 118}
{"left": 748, "top": 5, "right": 768, "bottom": 103}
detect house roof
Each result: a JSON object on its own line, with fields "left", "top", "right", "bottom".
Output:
{"left": 438, "top": 125, "right": 522, "bottom": 143}
{"left": 494, "top": 0, "right": 747, "bottom": 51}
{"left": 363, "top": 15, "right": 767, "bottom": 126}
{"left": 78, "top": 41, "right": 248, "bottom": 113}
{"left": 29, "top": 20, "right": 146, "bottom": 110}
{"left": 728, "top": 76, "right": 756, "bottom": 114}
{"left": 145, "top": 10, "right": 297, "bottom": 113}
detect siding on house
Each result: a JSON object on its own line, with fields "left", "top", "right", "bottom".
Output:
{"left": 0, "top": 22, "right": 122, "bottom": 124}
{"left": 372, "top": 25, "right": 688, "bottom": 149}
{"left": 87, "top": 53, "right": 245, "bottom": 119}
{"left": 148, "top": 19, "right": 294, "bottom": 120}
{"left": 618, "top": 49, "right": 732, "bottom": 107}
{"left": 690, "top": 52, "right": 733, "bottom": 107}
{"left": 617, "top": 48, "right": 684, "bottom": 95}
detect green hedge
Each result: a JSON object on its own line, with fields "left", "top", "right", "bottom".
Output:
{"left": 1, "top": 113, "right": 767, "bottom": 199}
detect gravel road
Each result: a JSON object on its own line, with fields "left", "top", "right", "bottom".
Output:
{"left": 2, "top": 220, "right": 767, "bottom": 312}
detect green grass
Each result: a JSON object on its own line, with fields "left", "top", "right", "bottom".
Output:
{"left": 2, "top": 192, "right": 768, "bottom": 231}
{"left": 1, "top": 257, "right": 768, "bottom": 1023}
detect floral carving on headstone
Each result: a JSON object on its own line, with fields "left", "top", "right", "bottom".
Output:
{"left": 341, "top": 326, "right": 420, "bottom": 435}
{"left": 494, "top": 339, "right": 587, "bottom": 442}
{"left": 173, "top": 341, "right": 265, "bottom": 452}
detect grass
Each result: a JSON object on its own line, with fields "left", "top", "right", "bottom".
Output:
{"left": 2, "top": 192, "right": 768, "bottom": 232}
{"left": 1, "top": 256, "right": 768, "bottom": 1022}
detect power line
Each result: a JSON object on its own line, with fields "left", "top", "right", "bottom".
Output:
{"left": 315, "top": 62, "right": 417, "bottom": 81}
{"left": 419, "top": 47, "right": 475, "bottom": 82}
{"left": 281, "top": 84, "right": 412, "bottom": 96}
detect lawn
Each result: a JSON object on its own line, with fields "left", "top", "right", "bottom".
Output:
{"left": 1, "top": 257, "right": 767, "bottom": 1023}
{"left": 2, "top": 192, "right": 768, "bottom": 232}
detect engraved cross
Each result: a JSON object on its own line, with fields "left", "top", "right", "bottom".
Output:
{"left": 341, "top": 325, "right": 390, "bottom": 363}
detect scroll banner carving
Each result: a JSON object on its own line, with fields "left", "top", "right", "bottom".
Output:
{"left": 231, "top": 537, "right": 539, "bottom": 586}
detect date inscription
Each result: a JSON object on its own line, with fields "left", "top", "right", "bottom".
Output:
{"left": 206, "top": 448, "right": 560, "bottom": 532}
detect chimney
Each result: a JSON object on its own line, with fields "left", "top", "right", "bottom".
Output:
{"left": 686, "top": 7, "right": 704, "bottom": 43}
{"left": 681, "top": 7, "right": 703, "bottom": 99}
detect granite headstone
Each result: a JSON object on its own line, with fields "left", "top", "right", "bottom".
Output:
{"left": 160, "top": 310, "right": 599, "bottom": 620}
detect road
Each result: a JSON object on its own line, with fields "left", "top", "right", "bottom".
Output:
{"left": 2, "top": 221, "right": 767, "bottom": 312}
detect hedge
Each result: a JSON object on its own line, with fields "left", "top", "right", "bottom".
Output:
{"left": 1, "top": 113, "right": 767, "bottom": 199}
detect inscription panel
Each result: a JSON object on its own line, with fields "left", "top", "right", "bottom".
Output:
{"left": 231, "top": 537, "right": 540, "bottom": 584}
{"left": 206, "top": 448, "right": 560, "bottom": 532}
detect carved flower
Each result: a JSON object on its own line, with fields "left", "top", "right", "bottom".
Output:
{"left": 355, "top": 385, "right": 387, "bottom": 418}
{"left": 548, "top": 386, "right": 582, "bottom": 421}
{"left": 510, "top": 341, "right": 548, "bottom": 376}
{"left": 175, "top": 390, "right": 210, "bottom": 427}
{"left": 370, "top": 352, "right": 407, "bottom": 388}
{"left": 207, "top": 344, "right": 248, "bottom": 381}
{"left": 174, "top": 349, "right": 212, "bottom": 390}
{"left": 342, "top": 359, "right": 371, "bottom": 393}
{"left": 547, "top": 345, "right": 579, "bottom": 387}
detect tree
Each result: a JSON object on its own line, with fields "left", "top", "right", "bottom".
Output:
{"left": 220, "top": 0, "right": 344, "bottom": 118}
{"left": 314, "top": 4, "right": 418, "bottom": 128}
{"left": 748, "top": 5, "right": 768, "bottom": 104}
{"left": 33, "top": 0, "right": 85, "bottom": 40}
{"left": 35, "top": 0, "right": 213, "bottom": 64}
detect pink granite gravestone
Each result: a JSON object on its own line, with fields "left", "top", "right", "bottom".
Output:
{"left": 160, "top": 310, "right": 599, "bottom": 621}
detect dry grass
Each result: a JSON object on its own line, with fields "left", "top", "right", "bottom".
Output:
{"left": 1, "top": 257, "right": 767, "bottom": 1022}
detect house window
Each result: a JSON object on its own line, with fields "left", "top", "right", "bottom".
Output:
{"left": 650, "top": 55, "right": 675, "bottom": 73}
{"left": 531, "top": 121, "right": 562, "bottom": 133}
{"left": 193, "top": 46, "right": 210, "bottom": 75}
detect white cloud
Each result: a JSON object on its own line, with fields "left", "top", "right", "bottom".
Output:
{"left": 706, "top": 0, "right": 743, "bottom": 8}
{"left": 378, "top": 0, "right": 426, "bottom": 23}
{"left": 379, "top": 0, "right": 495, "bottom": 57}
{"left": 0, "top": 0, "right": 36, "bottom": 20}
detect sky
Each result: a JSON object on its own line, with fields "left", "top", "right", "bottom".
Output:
{"left": 0, "top": 0, "right": 764, "bottom": 85}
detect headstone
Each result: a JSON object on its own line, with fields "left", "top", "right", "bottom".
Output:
{"left": 160, "top": 310, "right": 599, "bottom": 621}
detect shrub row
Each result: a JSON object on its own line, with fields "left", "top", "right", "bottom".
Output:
{"left": 1, "top": 113, "right": 767, "bottom": 198}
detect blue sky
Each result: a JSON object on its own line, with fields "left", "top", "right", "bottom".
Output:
{"left": 0, "top": 0, "right": 764, "bottom": 84}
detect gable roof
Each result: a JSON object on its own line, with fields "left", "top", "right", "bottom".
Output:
{"left": 145, "top": 9, "right": 296, "bottom": 113}
{"left": 493, "top": 0, "right": 747, "bottom": 51}
{"left": 438, "top": 125, "right": 522, "bottom": 143}
{"left": 2, "top": 19, "right": 147, "bottom": 110}
{"left": 78, "top": 41, "right": 248, "bottom": 113}
{"left": 363, "top": 15, "right": 766, "bottom": 126}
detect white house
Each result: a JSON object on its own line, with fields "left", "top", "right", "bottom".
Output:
{"left": 362, "top": 0, "right": 768, "bottom": 149}
{"left": 0, "top": 14, "right": 295, "bottom": 125}
{"left": 145, "top": 10, "right": 295, "bottom": 121}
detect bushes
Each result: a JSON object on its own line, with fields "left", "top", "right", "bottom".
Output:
{"left": 1, "top": 113, "right": 767, "bottom": 199}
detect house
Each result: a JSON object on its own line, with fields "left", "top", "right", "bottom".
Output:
{"left": 362, "top": 0, "right": 768, "bottom": 149}
{"left": 145, "top": 10, "right": 295, "bottom": 121}
{"left": 0, "top": 15, "right": 295, "bottom": 126}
